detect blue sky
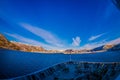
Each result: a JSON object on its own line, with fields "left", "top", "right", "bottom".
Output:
{"left": 0, "top": 0, "right": 120, "bottom": 50}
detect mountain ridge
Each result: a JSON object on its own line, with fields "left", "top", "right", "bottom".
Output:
{"left": 0, "top": 34, "right": 45, "bottom": 52}
{"left": 0, "top": 33, "right": 120, "bottom": 53}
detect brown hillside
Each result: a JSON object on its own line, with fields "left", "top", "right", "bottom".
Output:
{"left": 0, "top": 34, "right": 45, "bottom": 52}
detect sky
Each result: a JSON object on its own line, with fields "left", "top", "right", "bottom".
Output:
{"left": 0, "top": 0, "right": 120, "bottom": 50}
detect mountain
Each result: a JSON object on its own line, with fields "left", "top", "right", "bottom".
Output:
{"left": 107, "top": 43, "right": 120, "bottom": 51}
{"left": 0, "top": 34, "right": 45, "bottom": 52}
{"left": 91, "top": 44, "right": 120, "bottom": 52}
{"left": 11, "top": 41, "right": 45, "bottom": 52}
{"left": 64, "top": 49, "right": 91, "bottom": 54}
{"left": 91, "top": 45, "right": 104, "bottom": 51}
{"left": 103, "top": 44, "right": 114, "bottom": 50}
{"left": 0, "top": 34, "right": 20, "bottom": 50}
{"left": 1, "top": 33, "right": 120, "bottom": 53}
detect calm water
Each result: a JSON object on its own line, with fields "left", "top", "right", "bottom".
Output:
{"left": 0, "top": 49, "right": 120, "bottom": 79}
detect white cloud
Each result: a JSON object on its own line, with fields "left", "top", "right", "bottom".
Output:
{"left": 89, "top": 33, "right": 105, "bottom": 41}
{"left": 107, "top": 37, "right": 120, "bottom": 45}
{"left": 19, "top": 23, "right": 63, "bottom": 47}
{"left": 5, "top": 33, "right": 60, "bottom": 49}
{"left": 72, "top": 36, "right": 81, "bottom": 46}
{"left": 81, "top": 39, "right": 107, "bottom": 50}
{"left": 81, "top": 37, "right": 120, "bottom": 50}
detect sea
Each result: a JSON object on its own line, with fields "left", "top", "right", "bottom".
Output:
{"left": 0, "top": 48, "right": 120, "bottom": 79}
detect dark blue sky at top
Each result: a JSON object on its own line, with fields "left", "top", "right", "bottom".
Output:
{"left": 0, "top": 0, "right": 120, "bottom": 49}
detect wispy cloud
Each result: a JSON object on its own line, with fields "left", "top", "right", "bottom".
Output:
{"left": 81, "top": 37, "right": 120, "bottom": 50}
{"left": 81, "top": 39, "right": 107, "bottom": 50}
{"left": 107, "top": 37, "right": 120, "bottom": 45}
{"left": 5, "top": 32, "right": 120, "bottom": 50}
{"left": 5, "top": 33, "right": 60, "bottom": 49}
{"left": 88, "top": 33, "right": 105, "bottom": 41}
{"left": 72, "top": 36, "right": 81, "bottom": 46}
{"left": 19, "top": 23, "right": 64, "bottom": 47}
